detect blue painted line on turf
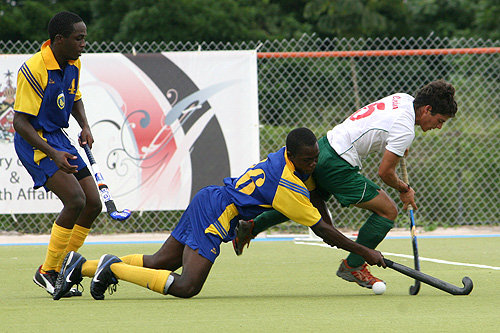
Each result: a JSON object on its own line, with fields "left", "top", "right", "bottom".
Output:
{"left": 1, "top": 234, "right": 500, "bottom": 246}
{"left": 386, "top": 234, "right": 500, "bottom": 239}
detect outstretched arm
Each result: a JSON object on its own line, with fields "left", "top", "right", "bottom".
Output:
{"left": 310, "top": 189, "right": 333, "bottom": 226}
{"left": 310, "top": 219, "right": 386, "bottom": 267}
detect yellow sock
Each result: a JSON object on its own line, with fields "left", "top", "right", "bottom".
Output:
{"left": 81, "top": 261, "right": 98, "bottom": 277}
{"left": 41, "top": 222, "right": 72, "bottom": 272}
{"left": 111, "top": 262, "right": 171, "bottom": 294}
{"left": 120, "top": 254, "right": 144, "bottom": 267}
{"left": 58, "top": 224, "right": 90, "bottom": 271}
{"left": 65, "top": 224, "right": 90, "bottom": 253}
{"left": 81, "top": 254, "right": 144, "bottom": 277}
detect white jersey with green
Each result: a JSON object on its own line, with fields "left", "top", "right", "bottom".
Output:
{"left": 326, "top": 93, "right": 415, "bottom": 169}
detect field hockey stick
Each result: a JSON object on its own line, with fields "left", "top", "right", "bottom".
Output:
{"left": 384, "top": 258, "right": 473, "bottom": 295}
{"left": 400, "top": 157, "right": 421, "bottom": 295}
{"left": 82, "top": 143, "right": 131, "bottom": 221}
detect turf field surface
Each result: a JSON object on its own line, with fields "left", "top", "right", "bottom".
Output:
{"left": 1, "top": 235, "right": 499, "bottom": 332}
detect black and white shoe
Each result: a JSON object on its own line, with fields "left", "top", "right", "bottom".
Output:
{"left": 91, "top": 254, "right": 122, "bottom": 300}
{"left": 53, "top": 251, "right": 87, "bottom": 300}
{"left": 33, "top": 265, "right": 82, "bottom": 298}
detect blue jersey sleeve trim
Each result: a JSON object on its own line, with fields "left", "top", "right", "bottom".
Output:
{"left": 278, "top": 178, "right": 310, "bottom": 198}
{"left": 310, "top": 218, "right": 322, "bottom": 228}
{"left": 20, "top": 64, "right": 44, "bottom": 100}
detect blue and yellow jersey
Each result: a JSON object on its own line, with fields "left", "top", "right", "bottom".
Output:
{"left": 14, "top": 40, "right": 82, "bottom": 132}
{"left": 172, "top": 146, "right": 322, "bottom": 254}
{"left": 224, "top": 146, "right": 322, "bottom": 228}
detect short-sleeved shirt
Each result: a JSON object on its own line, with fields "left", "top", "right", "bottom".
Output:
{"left": 14, "top": 39, "right": 82, "bottom": 132}
{"left": 13, "top": 40, "right": 86, "bottom": 189}
{"left": 327, "top": 93, "right": 415, "bottom": 169}
{"left": 224, "top": 146, "right": 321, "bottom": 228}
{"left": 171, "top": 147, "right": 322, "bottom": 262}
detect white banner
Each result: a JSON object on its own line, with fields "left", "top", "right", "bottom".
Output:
{"left": 0, "top": 50, "right": 259, "bottom": 213}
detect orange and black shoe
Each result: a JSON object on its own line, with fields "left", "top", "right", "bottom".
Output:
{"left": 336, "top": 259, "right": 385, "bottom": 288}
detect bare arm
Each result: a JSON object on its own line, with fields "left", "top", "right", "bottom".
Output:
{"left": 71, "top": 99, "right": 93, "bottom": 148}
{"left": 310, "top": 189, "right": 333, "bottom": 226}
{"left": 13, "top": 112, "right": 78, "bottom": 174}
{"left": 378, "top": 149, "right": 417, "bottom": 210}
{"left": 310, "top": 219, "right": 386, "bottom": 267}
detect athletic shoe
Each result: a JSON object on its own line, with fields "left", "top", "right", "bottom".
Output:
{"left": 232, "top": 219, "right": 255, "bottom": 256}
{"left": 91, "top": 254, "right": 122, "bottom": 300}
{"left": 33, "top": 265, "right": 82, "bottom": 298}
{"left": 53, "top": 251, "right": 87, "bottom": 300}
{"left": 336, "top": 259, "right": 384, "bottom": 288}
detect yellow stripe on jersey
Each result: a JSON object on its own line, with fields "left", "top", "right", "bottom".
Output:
{"left": 205, "top": 203, "right": 239, "bottom": 238}
{"left": 272, "top": 156, "right": 322, "bottom": 227}
{"left": 33, "top": 130, "right": 48, "bottom": 164}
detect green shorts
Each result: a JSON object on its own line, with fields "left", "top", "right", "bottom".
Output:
{"left": 313, "top": 136, "right": 381, "bottom": 207}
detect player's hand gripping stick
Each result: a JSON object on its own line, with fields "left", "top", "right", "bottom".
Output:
{"left": 82, "top": 144, "right": 131, "bottom": 221}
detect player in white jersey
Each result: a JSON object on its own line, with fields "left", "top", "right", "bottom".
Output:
{"left": 328, "top": 93, "right": 416, "bottom": 170}
{"left": 233, "top": 80, "right": 458, "bottom": 289}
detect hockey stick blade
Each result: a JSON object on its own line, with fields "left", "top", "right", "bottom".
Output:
{"left": 384, "top": 258, "right": 473, "bottom": 295}
{"left": 82, "top": 144, "right": 131, "bottom": 221}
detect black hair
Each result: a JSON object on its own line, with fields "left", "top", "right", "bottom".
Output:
{"left": 286, "top": 127, "right": 317, "bottom": 156}
{"left": 48, "top": 11, "right": 83, "bottom": 42}
{"left": 413, "top": 80, "right": 458, "bottom": 117}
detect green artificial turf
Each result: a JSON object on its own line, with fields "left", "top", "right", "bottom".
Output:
{"left": 1, "top": 236, "right": 499, "bottom": 332}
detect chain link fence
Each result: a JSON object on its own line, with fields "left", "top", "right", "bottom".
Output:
{"left": 1, "top": 34, "right": 499, "bottom": 235}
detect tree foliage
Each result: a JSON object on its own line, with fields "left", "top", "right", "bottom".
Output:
{"left": 0, "top": 0, "right": 498, "bottom": 42}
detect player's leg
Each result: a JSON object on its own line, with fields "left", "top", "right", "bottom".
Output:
{"left": 72, "top": 169, "right": 102, "bottom": 228}
{"left": 46, "top": 169, "right": 87, "bottom": 229}
{"left": 94, "top": 186, "right": 228, "bottom": 299}
{"left": 142, "top": 235, "right": 185, "bottom": 270}
{"left": 312, "top": 137, "right": 393, "bottom": 287}
{"left": 81, "top": 253, "right": 145, "bottom": 277}
{"left": 162, "top": 186, "right": 230, "bottom": 297}
{"left": 355, "top": 189, "right": 398, "bottom": 220}
{"left": 42, "top": 170, "right": 86, "bottom": 272}
{"left": 87, "top": 242, "right": 212, "bottom": 299}
{"left": 55, "top": 238, "right": 180, "bottom": 300}
{"left": 72, "top": 239, "right": 179, "bottom": 300}
{"left": 166, "top": 245, "right": 213, "bottom": 298}
{"left": 346, "top": 189, "right": 396, "bottom": 267}
{"left": 79, "top": 233, "right": 185, "bottom": 279}
{"left": 60, "top": 170, "right": 102, "bottom": 271}
{"left": 31, "top": 170, "right": 85, "bottom": 296}
{"left": 335, "top": 188, "right": 395, "bottom": 288}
